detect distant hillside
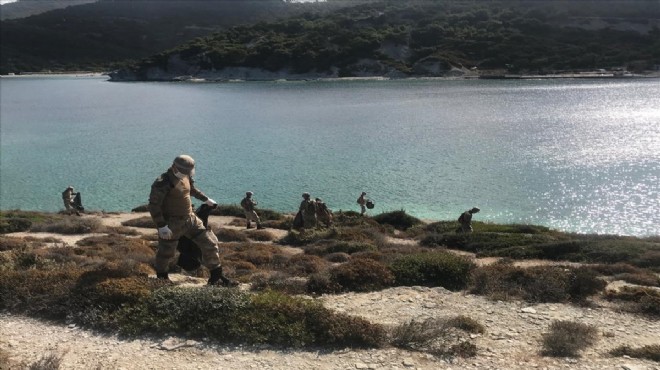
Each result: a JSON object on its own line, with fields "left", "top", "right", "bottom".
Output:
{"left": 110, "top": 0, "right": 660, "bottom": 81}
{"left": 0, "top": 0, "right": 360, "bottom": 74}
{"left": 0, "top": 0, "right": 97, "bottom": 20}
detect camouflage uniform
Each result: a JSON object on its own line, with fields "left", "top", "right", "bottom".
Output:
{"left": 458, "top": 207, "right": 480, "bottom": 233}
{"left": 299, "top": 194, "right": 317, "bottom": 229}
{"left": 315, "top": 198, "right": 333, "bottom": 227}
{"left": 62, "top": 187, "right": 79, "bottom": 215}
{"left": 240, "top": 193, "right": 262, "bottom": 229}
{"left": 357, "top": 192, "right": 367, "bottom": 215}
{"left": 148, "top": 168, "right": 221, "bottom": 274}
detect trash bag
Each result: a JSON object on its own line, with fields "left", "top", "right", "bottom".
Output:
{"left": 366, "top": 200, "right": 375, "bottom": 209}
{"left": 73, "top": 193, "right": 84, "bottom": 212}
{"left": 292, "top": 211, "right": 303, "bottom": 229}
{"left": 176, "top": 203, "right": 215, "bottom": 271}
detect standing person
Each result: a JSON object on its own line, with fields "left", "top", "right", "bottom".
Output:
{"left": 61, "top": 186, "right": 80, "bottom": 216}
{"left": 315, "top": 197, "right": 333, "bottom": 228}
{"left": 299, "top": 192, "right": 317, "bottom": 229}
{"left": 357, "top": 191, "right": 367, "bottom": 216}
{"left": 148, "top": 154, "right": 236, "bottom": 286}
{"left": 457, "top": 207, "right": 480, "bottom": 234}
{"left": 240, "top": 191, "right": 263, "bottom": 229}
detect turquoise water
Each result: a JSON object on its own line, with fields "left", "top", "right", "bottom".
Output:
{"left": 1, "top": 76, "right": 659, "bottom": 236}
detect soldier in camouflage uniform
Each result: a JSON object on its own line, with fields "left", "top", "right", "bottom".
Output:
{"left": 315, "top": 197, "right": 333, "bottom": 228}
{"left": 62, "top": 186, "right": 80, "bottom": 216}
{"left": 457, "top": 207, "right": 480, "bottom": 234}
{"left": 240, "top": 191, "right": 263, "bottom": 229}
{"left": 299, "top": 192, "right": 317, "bottom": 229}
{"left": 357, "top": 191, "right": 367, "bottom": 216}
{"left": 148, "top": 155, "right": 236, "bottom": 286}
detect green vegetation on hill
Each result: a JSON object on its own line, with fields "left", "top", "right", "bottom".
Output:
{"left": 115, "top": 0, "right": 660, "bottom": 80}
{"left": 0, "top": 0, "right": 358, "bottom": 74}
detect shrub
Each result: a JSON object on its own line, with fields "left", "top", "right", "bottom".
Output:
{"left": 119, "top": 288, "right": 386, "bottom": 348}
{"left": 469, "top": 265, "right": 605, "bottom": 303}
{"left": 372, "top": 210, "right": 421, "bottom": 231}
{"left": 279, "top": 229, "right": 336, "bottom": 246}
{"left": 613, "top": 272, "right": 660, "bottom": 287}
{"left": 325, "top": 252, "right": 351, "bottom": 263}
{"left": 306, "top": 272, "right": 342, "bottom": 294}
{"left": 390, "top": 252, "right": 475, "bottom": 291}
{"left": 286, "top": 254, "right": 327, "bottom": 276}
{"left": 121, "top": 216, "right": 155, "bottom": 229}
{"left": 30, "top": 217, "right": 104, "bottom": 235}
{"left": 245, "top": 229, "right": 275, "bottom": 241}
{"left": 0, "top": 236, "right": 31, "bottom": 251}
{"left": 117, "top": 286, "right": 251, "bottom": 338}
{"left": 390, "top": 317, "right": 479, "bottom": 358}
{"left": 0, "top": 217, "right": 32, "bottom": 233}
{"left": 541, "top": 320, "right": 598, "bottom": 357}
{"left": 605, "top": 287, "right": 660, "bottom": 317}
{"left": 0, "top": 210, "right": 54, "bottom": 233}
{"left": 446, "top": 315, "right": 485, "bottom": 334}
{"left": 0, "top": 268, "right": 83, "bottom": 320}
{"left": 225, "top": 245, "right": 275, "bottom": 267}
{"left": 27, "top": 352, "right": 65, "bottom": 370}
{"left": 330, "top": 258, "right": 394, "bottom": 292}
{"left": 216, "top": 228, "right": 249, "bottom": 242}
{"left": 610, "top": 345, "right": 660, "bottom": 362}
{"left": 250, "top": 272, "right": 307, "bottom": 295}
{"left": 325, "top": 241, "right": 377, "bottom": 255}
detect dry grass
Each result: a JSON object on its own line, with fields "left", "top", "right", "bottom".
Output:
{"left": 541, "top": 320, "right": 598, "bottom": 357}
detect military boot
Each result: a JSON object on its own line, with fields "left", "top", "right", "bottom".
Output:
{"left": 156, "top": 272, "right": 170, "bottom": 281}
{"left": 208, "top": 266, "right": 238, "bottom": 287}
{"left": 256, "top": 223, "right": 265, "bottom": 230}
{"left": 246, "top": 221, "right": 253, "bottom": 229}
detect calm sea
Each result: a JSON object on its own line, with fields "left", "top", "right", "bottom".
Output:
{"left": 1, "top": 76, "right": 658, "bottom": 236}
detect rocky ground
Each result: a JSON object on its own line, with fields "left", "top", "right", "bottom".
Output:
{"left": 1, "top": 213, "right": 658, "bottom": 370}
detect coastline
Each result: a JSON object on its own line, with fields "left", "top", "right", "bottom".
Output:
{"left": 3, "top": 70, "right": 659, "bottom": 82}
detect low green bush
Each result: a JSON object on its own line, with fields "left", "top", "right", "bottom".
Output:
{"left": 118, "top": 288, "right": 385, "bottom": 348}
{"left": 610, "top": 345, "right": 660, "bottom": 362}
{"left": 469, "top": 265, "right": 606, "bottom": 303}
{"left": 305, "top": 241, "right": 377, "bottom": 257}
{"left": 330, "top": 258, "right": 395, "bottom": 292}
{"left": 372, "top": 210, "right": 421, "bottom": 231}
{"left": 307, "top": 272, "right": 342, "bottom": 294}
{"left": 0, "top": 268, "right": 83, "bottom": 320}
{"left": 250, "top": 272, "right": 307, "bottom": 295}
{"left": 390, "top": 252, "right": 475, "bottom": 291}
{"left": 0, "top": 210, "right": 55, "bottom": 234}
{"left": 541, "top": 320, "right": 598, "bottom": 357}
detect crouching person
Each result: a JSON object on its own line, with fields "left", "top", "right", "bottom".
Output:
{"left": 148, "top": 154, "right": 237, "bottom": 287}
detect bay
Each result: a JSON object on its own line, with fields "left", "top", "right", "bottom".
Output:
{"left": 1, "top": 75, "right": 658, "bottom": 236}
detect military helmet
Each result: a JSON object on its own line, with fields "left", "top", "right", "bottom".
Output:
{"left": 470, "top": 207, "right": 481, "bottom": 213}
{"left": 173, "top": 155, "right": 195, "bottom": 175}
{"left": 302, "top": 192, "right": 310, "bottom": 198}
{"left": 246, "top": 191, "right": 253, "bottom": 196}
